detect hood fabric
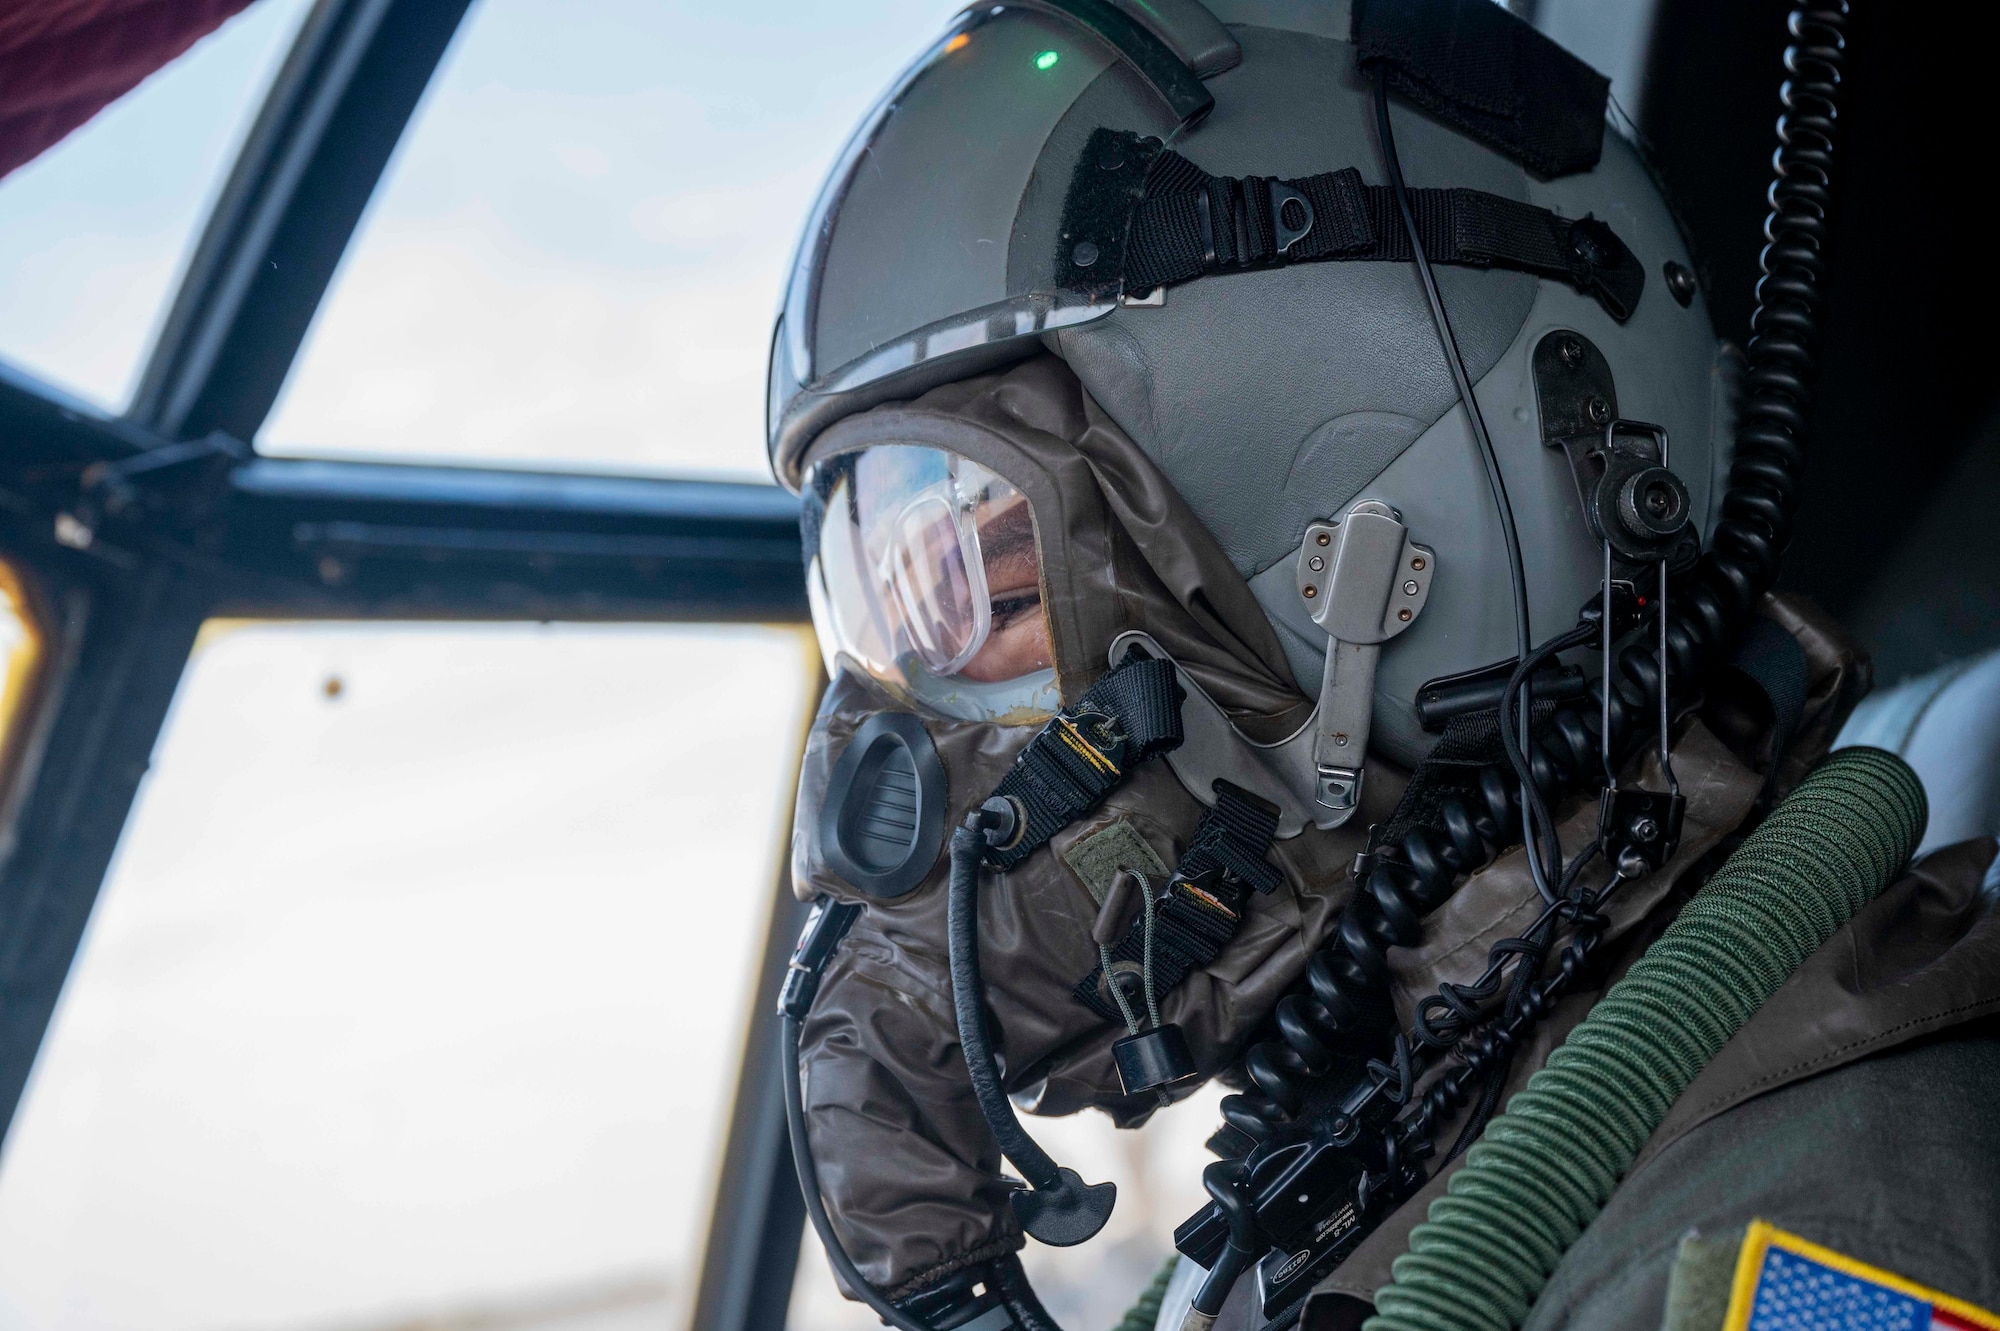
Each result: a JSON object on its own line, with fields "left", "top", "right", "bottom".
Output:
{"left": 792, "top": 356, "right": 1393, "bottom": 1295}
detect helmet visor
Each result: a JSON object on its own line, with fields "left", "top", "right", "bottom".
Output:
{"left": 770, "top": 6, "right": 1178, "bottom": 481}
{"left": 806, "top": 445, "right": 1056, "bottom": 723}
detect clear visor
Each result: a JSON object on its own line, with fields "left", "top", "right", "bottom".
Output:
{"left": 768, "top": 5, "right": 1179, "bottom": 478}
{"left": 806, "top": 446, "right": 1057, "bottom": 724}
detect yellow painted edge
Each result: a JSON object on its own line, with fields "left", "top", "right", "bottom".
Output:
{"left": 1720, "top": 1218, "right": 1775, "bottom": 1331}
{"left": 1763, "top": 1223, "right": 2000, "bottom": 1329}
{"left": 1721, "top": 1218, "right": 2000, "bottom": 1330}
{"left": 0, "top": 565, "right": 48, "bottom": 777}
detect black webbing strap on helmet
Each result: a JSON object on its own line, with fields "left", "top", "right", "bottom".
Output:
{"left": 1073, "top": 779, "right": 1283, "bottom": 1023}
{"left": 1057, "top": 129, "right": 1646, "bottom": 322}
{"left": 982, "top": 654, "right": 1184, "bottom": 871}
{"left": 1352, "top": 0, "right": 1611, "bottom": 181}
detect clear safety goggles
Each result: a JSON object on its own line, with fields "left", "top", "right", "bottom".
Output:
{"left": 804, "top": 445, "right": 1057, "bottom": 724}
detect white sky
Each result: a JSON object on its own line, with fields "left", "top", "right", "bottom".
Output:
{"left": 0, "top": 0, "right": 314, "bottom": 410}
{"left": 264, "top": 0, "right": 976, "bottom": 479}
{"left": 0, "top": 623, "right": 816, "bottom": 1331}
{"left": 0, "top": 0, "right": 968, "bottom": 481}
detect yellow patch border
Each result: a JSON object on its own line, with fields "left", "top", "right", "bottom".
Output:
{"left": 1722, "top": 1218, "right": 2000, "bottom": 1331}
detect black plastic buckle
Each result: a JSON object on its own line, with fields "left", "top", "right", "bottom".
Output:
{"left": 1054, "top": 705, "right": 1127, "bottom": 779}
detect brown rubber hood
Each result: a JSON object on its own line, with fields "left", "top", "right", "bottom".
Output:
{"left": 792, "top": 356, "right": 1388, "bottom": 1295}
{"left": 801, "top": 354, "right": 1311, "bottom": 742}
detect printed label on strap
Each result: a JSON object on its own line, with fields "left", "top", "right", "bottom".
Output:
{"left": 1722, "top": 1220, "right": 2000, "bottom": 1331}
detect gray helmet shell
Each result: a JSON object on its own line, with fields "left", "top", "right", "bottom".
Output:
{"left": 771, "top": 0, "right": 1727, "bottom": 768}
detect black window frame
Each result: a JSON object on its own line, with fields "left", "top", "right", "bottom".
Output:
{"left": 0, "top": 5, "right": 811, "bottom": 1328}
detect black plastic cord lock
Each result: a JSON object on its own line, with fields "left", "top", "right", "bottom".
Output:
{"left": 1112, "top": 1023, "right": 1199, "bottom": 1095}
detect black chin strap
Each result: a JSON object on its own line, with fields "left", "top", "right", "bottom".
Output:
{"left": 980, "top": 653, "right": 1184, "bottom": 871}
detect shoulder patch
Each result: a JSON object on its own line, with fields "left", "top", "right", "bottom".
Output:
{"left": 1722, "top": 1219, "right": 2000, "bottom": 1331}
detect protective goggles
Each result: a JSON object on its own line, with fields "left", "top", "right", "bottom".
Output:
{"left": 804, "top": 445, "right": 1056, "bottom": 723}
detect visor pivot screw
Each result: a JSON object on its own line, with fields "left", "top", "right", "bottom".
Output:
{"left": 1586, "top": 394, "right": 1611, "bottom": 425}
{"left": 1302, "top": 585, "right": 1318, "bottom": 599}
{"left": 1398, "top": 608, "right": 1413, "bottom": 622}
{"left": 1072, "top": 241, "right": 1101, "bottom": 268}
{"left": 1309, "top": 555, "right": 1325, "bottom": 572}
{"left": 1402, "top": 580, "right": 1420, "bottom": 596}
{"left": 1664, "top": 260, "right": 1697, "bottom": 307}
{"left": 1411, "top": 555, "right": 1426, "bottom": 571}
{"left": 1558, "top": 334, "right": 1585, "bottom": 368}
{"left": 1316, "top": 532, "right": 1331, "bottom": 547}
{"left": 1333, "top": 732, "right": 1349, "bottom": 746}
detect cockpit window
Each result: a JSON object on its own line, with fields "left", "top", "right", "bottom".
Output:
{"left": 0, "top": 621, "right": 814, "bottom": 1329}
{"left": 259, "top": 0, "right": 966, "bottom": 479}
{"left": 0, "top": 0, "right": 312, "bottom": 410}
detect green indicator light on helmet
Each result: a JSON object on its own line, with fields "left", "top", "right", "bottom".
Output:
{"left": 1034, "top": 49, "right": 1059, "bottom": 71}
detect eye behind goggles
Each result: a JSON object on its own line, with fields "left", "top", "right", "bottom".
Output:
{"left": 805, "top": 444, "right": 1058, "bottom": 724}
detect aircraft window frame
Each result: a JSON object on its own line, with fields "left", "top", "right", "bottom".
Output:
{"left": 0, "top": 5, "right": 821, "bottom": 1331}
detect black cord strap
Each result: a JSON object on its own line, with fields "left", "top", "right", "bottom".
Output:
{"left": 983, "top": 654, "right": 1183, "bottom": 871}
{"left": 951, "top": 816, "right": 1120, "bottom": 1247}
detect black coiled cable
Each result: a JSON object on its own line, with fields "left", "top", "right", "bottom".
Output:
{"left": 1216, "top": 0, "right": 1848, "bottom": 1156}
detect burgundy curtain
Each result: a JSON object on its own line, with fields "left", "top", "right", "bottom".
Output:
{"left": 0, "top": 0, "right": 261, "bottom": 180}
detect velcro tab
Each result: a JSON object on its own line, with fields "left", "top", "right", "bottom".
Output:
{"left": 1353, "top": 0, "right": 1610, "bottom": 179}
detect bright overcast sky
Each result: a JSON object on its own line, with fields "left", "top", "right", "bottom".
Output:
{"left": 0, "top": 0, "right": 969, "bottom": 479}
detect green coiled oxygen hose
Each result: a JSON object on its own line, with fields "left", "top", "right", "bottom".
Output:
{"left": 1363, "top": 746, "right": 1928, "bottom": 1331}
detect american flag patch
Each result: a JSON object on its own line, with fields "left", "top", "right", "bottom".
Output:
{"left": 1723, "top": 1220, "right": 2000, "bottom": 1331}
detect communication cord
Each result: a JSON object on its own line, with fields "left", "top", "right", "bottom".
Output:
{"left": 1364, "top": 747, "right": 1926, "bottom": 1331}
{"left": 1221, "top": 0, "right": 1851, "bottom": 1153}
{"left": 1372, "top": 73, "right": 1556, "bottom": 903}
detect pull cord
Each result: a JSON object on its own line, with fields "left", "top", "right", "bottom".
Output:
{"left": 1100, "top": 872, "right": 1164, "bottom": 1038}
